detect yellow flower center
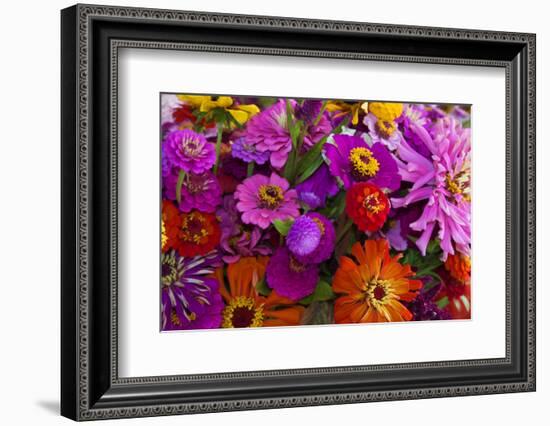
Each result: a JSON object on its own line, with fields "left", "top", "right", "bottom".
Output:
{"left": 363, "top": 193, "right": 384, "bottom": 214}
{"left": 180, "top": 212, "right": 209, "bottom": 244}
{"left": 375, "top": 119, "right": 397, "bottom": 138}
{"left": 222, "top": 296, "right": 264, "bottom": 328}
{"left": 161, "top": 220, "right": 168, "bottom": 250}
{"left": 365, "top": 279, "right": 394, "bottom": 308}
{"left": 258, "top": 184, "right": 284, "bottom": 209}
{"left": 349, "top": 147, "right": 380, "bottom": 179}
{"left": 312, "top": 217, "right": 325, "bottom": 236}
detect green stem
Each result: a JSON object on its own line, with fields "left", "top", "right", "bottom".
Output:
{"left": 313, "top": 100, "right": 327, "bottom": 126}
{"left": 247, "top": 161, "right": 255, "bottom": 177}
{"left": 335, "top": 217, "right": 353, "bottom": 245}
{"left": 213, "top": 123, "right": 223, "bottom": 175}
{"left": 175, "top": 169, "right": 186, "bottom": 205}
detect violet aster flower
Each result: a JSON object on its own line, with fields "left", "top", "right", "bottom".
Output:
{"left": 231, "top": 137, "right": 270, "bottom": 164}
{"left": 293, "top": 212, "right": 336, "bottom": 265}
{"left": 286, "top": 216, "right": 322, "bottom": 257}
{"left": 244, "top": 99, "right": 293, "bottom": 169}
{"left": 163, "top": 129, "right": 216, "bottom": 174}
{"left": 295, "top": 164, "right": 339, "bottom": 209}
{"left": 323, "top": 134, "right": 401, "bottom": 191}
{"left": 235, "top": 173, "right": 300, "bottom": 229}
{"left": 397, "top": 104, "right": 431, "bottom": 158}
{"left": 161, "top": 250, "right": 224, "bottom": 331}
{"left": 217, "top": 195, "right": 272, "bottom": 263}
{"left": 163, "top": 171, "right": 222, "bottom": 213}
{"left": 391, "top": 117, "right": 471, "bottom": 259}
{"left": 266, "top": 247, "right": 320, "bottom": 301}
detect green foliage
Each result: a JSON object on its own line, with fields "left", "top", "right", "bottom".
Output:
{"left": 175, "top": 169, "right": 186, "bottom": 204}
{"left": 299, "top": 280, "right": 335, "bottom": 305}
{"left": 255, "top": 278, "right": 271, "bottom": 297}
{"left": 399, "top": 239, "right": 443, "bottom": 281}
{"left": 273, "top": 218, "right": 294, "bottom": 236}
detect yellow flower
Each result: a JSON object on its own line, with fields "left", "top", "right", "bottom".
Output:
{"left": 177, "top": 95, "right": 260, "bottom": 125}
{"left": 366, "top": 102, "right": 403, "bottom": 122}
{"left": 326, "top": 101, "right": 365, "bottom": 125}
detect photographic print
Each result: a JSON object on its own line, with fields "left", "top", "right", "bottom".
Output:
{"left": 160, "top": 94, "right": 472, "bottom": 331}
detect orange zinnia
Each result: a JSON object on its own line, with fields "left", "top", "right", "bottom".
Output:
{"left": 444, "top": 253, "right": 471, "bottom": 283}
{"left": 333, "top": 239, "right": 422, "bottom": 323}
{"left": 216, "top": 256, "right": 305, "bottom": 328}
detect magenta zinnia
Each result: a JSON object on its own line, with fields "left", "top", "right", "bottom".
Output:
{"left": 244, "top": 99, "right": 293, "bottom": 169}
{"left": 235, "top": 173, "right": 300, "bottom": 229}
{"left": 391, "top": 117, "right": 471, "bottom": 259}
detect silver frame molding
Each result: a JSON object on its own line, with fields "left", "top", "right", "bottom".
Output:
{"left": 61, "top": 3, "right": 536, "bottom": 420}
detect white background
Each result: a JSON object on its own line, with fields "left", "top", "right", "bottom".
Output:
{"left": 119, "top": 50, "right": 505, "bottom": 377}
{"left": 0, "top": 0, "right": 547, "bottom": 425}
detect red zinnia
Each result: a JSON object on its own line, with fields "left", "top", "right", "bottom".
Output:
{"left": 175, "top": 210, "right": 221, "bottom": 257}
{"left": 345, "top": 182, "right": 390, "bottom": 232}
{"left": 162, "top": 201, "right": 221, "bottom": 257}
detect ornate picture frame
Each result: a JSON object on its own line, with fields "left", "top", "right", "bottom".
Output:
{"left": 61, "top": 4, "right": 535, "bottom": 420}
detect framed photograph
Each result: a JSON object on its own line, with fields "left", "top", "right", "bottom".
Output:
{"left": 61, "top": 4, "right": 536, "bottom": 421}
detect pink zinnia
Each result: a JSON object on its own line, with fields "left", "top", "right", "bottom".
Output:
{"left": 244, "top": 99, "right": 293, "bottom": 169}
{"left": 391, "top": 117, "right": 471, "bottom": 259}
{"left": 235, "top": 173, "right": 300, "bottom": 229}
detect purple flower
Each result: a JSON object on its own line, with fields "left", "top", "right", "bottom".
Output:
{"left": 406, "top": 283, "right": 451, "bottom": 321}
{"left": 266, "top": 247, "right": 320, "bottom": 301}
{"left": 294, "top": 212, "right": 336, "bottom": 265}
{"left": 363, "top": 113, "right": 404, "bottom": 150}
{"left": 163, "top": 171, "right": 222, "bottom": 213}
{"left": 324, "top": 134, "right": 401, "bottom": 191}
{"left": 398, "top": 104, "right": 431, "bottom": 158}
{"left": 296, "top": 100, "right": 332, "bottom": 151}
{"left": 295, "top": 164, "right": 339, "bottom": 209}
{"left": 217, "top": 195, "right": 272, "bottom": 263}
{"left": 231, "top": 137, "right": 270, "bottom": 164}
{"left": 244, "top": 99, "right": 293, "bottom": 169}
{"left": 235, "top": 173, "right": 300, "bottom": 229}
{"left": 391, "top": 117, "right": 471, "bottom": 259}
{"left": 161, "top": 250, "right": 223, "bottom": 331}
{"left": 163, "top": 129, "right": 216, "bottom": 174}
{"left": 286, "top": 216, "right": 322, "bottom": 257}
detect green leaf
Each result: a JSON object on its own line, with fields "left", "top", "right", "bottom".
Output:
{"left": 295, "top": 134, "right": 328, "bottom": 176}
{"left": 299, "top": 280, "right": 335, "bottom": 305}
{"left": 296, "top": 155, "right": 324, "bottom": 184}
{"left": 313, "top": 101, "right": 327, "bottom": 126}
{"left": 273, "top": 218, "right": 294, "bottom": 236}
{"left": 175, "top": 169, "right": 186, "bottom": 205}
{"left": 300, "top": 301, "right": 334, "bottom": 325}
{"left": 255, "top": 279, "right": 271, "bottom": 297}
{"left": 436, "top": 296, "right": 449, "bottom": 309}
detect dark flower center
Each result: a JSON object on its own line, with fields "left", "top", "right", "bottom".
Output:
{"left": 349, "top": 147, "right": 380, "bottom": 180}
{"left": 180, "top": 213, "right": 209, "bottom": 244}
{"left": 258, "top": 184, "right": 284, "bottom": 209}
{"left": 289, "top": 256, "right": 306, "bottom": 273}
{"left": 231, "top": 306, "right": 256, "bottom": 328}
{"left": 373, "top": 285, "right": 386, "bottom": 300}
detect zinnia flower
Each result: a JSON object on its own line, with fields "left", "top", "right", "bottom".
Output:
{"left": 244, "top": 99, "right": 293, "bottom": 169}
{"left": 333, "top": 239, "right": 422, "bottom": 323}
{"left": 163, "top": 129, "right": 216, "bottom": 174}
{"left": 231, "top": 137, "right": 270, "bottom": 164}
{"left": 444, "top": 253, "right": 471, "bottom": 283}
{"left": 216, "top": 256, "right": 305, "bottom": 327}
{"left": 161, "top": 250, "right": 223, "bottom": 331}
{"left": 163, "top": 171, "right": 222, "bottom": 213}
{"left": 295, "top": 164, "right": 338, "bottom": 209}
{"left": 324, "top": 134, "right": 400, "bottom": 190}
{"left": 266, "top": 247, "right": 320, "bottom": 301}
{"left": 293, "top": 212, "right": 336, "bottom": 265}
{"left": 167, "top": 208, "right": 221, "bottom": 257}
{"left": 436, "top": 267, "right": 471, "bottom": 319}
{"left": 235, "top": 173, "right": 300, "bottom": 229}
{"left": 346, "top": 182, "right": 390, "bottom": 232}
{"left": 391, "top": 117, "right": 471, "bottom": 259}
{"left": 162, "top": 200, "right": 182, "bottom": 253}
